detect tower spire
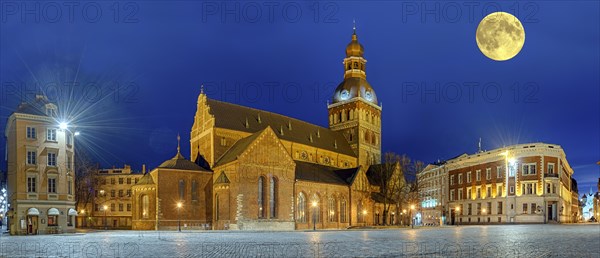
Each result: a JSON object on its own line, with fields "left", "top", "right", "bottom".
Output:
{"left": 177, "top": 134, "right": 181, "bottom": 154}
{"left": 200, "top": 84, "right": 204, "bottom": 94}
{"left": 353, "top": 19, "right": 356, "bottom": 34}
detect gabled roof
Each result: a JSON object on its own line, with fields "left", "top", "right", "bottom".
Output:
{"left": 215, "top": 172, "right": 230, "bottom": 184}
{"left": 214, "top": 129, "right": 264, "bottom": 167}
{"left": 205, "top": 98, "right": 355, "bottom": 157}
{"left": 295, "top": 161, "right": 359, "bottom": 186}
{"left": 135, "top": 173, "right": 155, "bottom": 185}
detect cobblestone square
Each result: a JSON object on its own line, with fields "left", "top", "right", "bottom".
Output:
{"left": 1, "top": 224, "right": 599, "bottom": 257}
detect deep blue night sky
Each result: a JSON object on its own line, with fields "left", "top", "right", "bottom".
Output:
{"left": 1, "top": 1, "right": 599, "bottom": 193}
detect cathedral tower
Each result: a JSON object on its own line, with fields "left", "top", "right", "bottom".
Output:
{"left": 328, "top": 27, "right": 382, "bottom": 169}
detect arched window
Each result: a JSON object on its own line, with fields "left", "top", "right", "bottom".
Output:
{"left": 191, "top": 180, "right": 198, "bottom": 201}
{"left": 178, "top": 179, "right": 185, "bottom": 201}
{"left": 141, "top": 195, "right": 149, "bottom": 219}
{"left": 312, "top": 194, "right": 321, "bottom": 223}
{"left": 297, "top": 192, "right": 306, "bottom": 222}
{"left": 270, "top": 177, "right": 278, "bottom": 218}
{"left": 328, "top": 197, "right": 337, "bottom": 222}
{"left": 340, "top": 198, "right": 348, "bottom": 223}
{"left": 258, "top": 176, "right": 266, "bottom": 218}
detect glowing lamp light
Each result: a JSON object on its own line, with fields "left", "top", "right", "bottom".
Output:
{"left": 59, "top": 122, "right": 68, "bottom": 130}
{"left": 508, "top": 157, "right": 516, "bottom": 165}
{"left": 103, "top": 205, "right": 108, "bottom": 211}
{"left": 410, "top": 205, "right": 415, "bottom": 210}
{"left": 312, "top": 201, "right": 317, "bottom": 207}
{"left": 362, "top": 210, "right": 367, "bottom": 215}
{"left": 177, "top": 202, "right": 183, "bottom": 208}
{"left": 74, "top": 131, "right": 81, "bottom": 136}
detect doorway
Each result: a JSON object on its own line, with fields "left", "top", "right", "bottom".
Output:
{"left": 27, "top": 216, "right": 38, "bottom": 235}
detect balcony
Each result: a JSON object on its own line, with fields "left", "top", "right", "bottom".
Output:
{"left": 544, "top": 173, "right": 558, "bottom": 178}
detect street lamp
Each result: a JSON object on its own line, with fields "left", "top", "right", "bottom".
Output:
{"left": 79, "top": 210, "right": 85, "bottom": 227}
{"left": 177, "top": 202, "right": 183, "bottom": 232}
{"left": 312, "top": 201, "right": 318, "bottom": 231}
{"left": 103, "top": 205, "right": 108, "bottom": 230}
{"left": 363, "top": 210, "right": 367, "bottom": 225}
{"left": 410, "top": 204, "right": 415, "bottom": 228}
{"left": 456, "top": 206, "right": 460, "bottom": 226}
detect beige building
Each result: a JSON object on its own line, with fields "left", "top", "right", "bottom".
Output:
{"left": 5, "top": 95, "right": 77, "bottom": 235}
{"left": 78, "top": 165, "right": 143, "bottom": 229}
{"left": 417, "top": 162, "right": 448, "bottom": 225}
{"left": 447, "top": 143, "right": 578, "bottom": 224}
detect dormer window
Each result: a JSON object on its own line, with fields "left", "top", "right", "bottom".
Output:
{"left": 44, "top": 103, "right": 57, "bottom": 117}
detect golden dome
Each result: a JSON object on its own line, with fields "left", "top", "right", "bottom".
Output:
{"left": 345, "top": 32, "right": 364, "bottom": 57}
{"left": 332, "top": 77, "right": 377, "bottom": 105}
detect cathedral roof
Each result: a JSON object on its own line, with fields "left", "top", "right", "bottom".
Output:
{"left": 295, "top": 161, "right": 360, "bottom": 186}
{"left": 213, "top": 129, "right": 264, "bottom": 167}
{"left": 205, "top": 99, "right": 356, "bottom": 157}
{"left": 158, "top": 152, "right": 211, "bottom": 172}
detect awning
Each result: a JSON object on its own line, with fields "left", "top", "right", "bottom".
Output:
{"left": 47, "top": 208, "right": 60, "bottom": 216}
{"left": 27, "top": 208, "right": 40, "bottom": 216}
{"left": 68, "top": 208, "right": 78, "bottom": 216}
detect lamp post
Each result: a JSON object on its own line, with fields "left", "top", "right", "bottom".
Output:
{"left": 177, "top": 202, "right": 182, "bottom": 232}
{"left": 363, "top": 210, "right": 367, "bottom": 226}
{"left": 312, "top": 201, "right": 318, "bottom": 231}
{"left": 410, "top": 204, "right": 415, "bottom": 228}
{"left": 103, "top": 205, "right": 108, "bottom": 230}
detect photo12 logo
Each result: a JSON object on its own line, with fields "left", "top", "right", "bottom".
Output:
{"left": 200, "top": 1, "right": 339, "bottom": 24}
{"left": 400, "top": 81, "right": 539, "bottom": 104}
{"left": 400, "top": 1, "right": 539, "bottom": 24}
{"left": 0, "top": 1, "right": 139, "bottom": 23}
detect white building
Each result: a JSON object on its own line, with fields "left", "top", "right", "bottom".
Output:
{"left": 417, "top": 162, "right": 448, "bottom": 225}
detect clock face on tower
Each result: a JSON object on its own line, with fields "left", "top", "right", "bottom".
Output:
{"left": 365, "top": 90, "right": 373, "bottom": 101}
{"left": 341, "top": 90, "right": 350, "bottom": 100}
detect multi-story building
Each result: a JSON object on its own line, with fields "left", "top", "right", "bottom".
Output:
{"left": 447, "top": 143, "right": 577, "bottom": 224}
{"left": 5, "top": 95, "right": 77, "bottom": 235}
{"left": 81, "top": 165, "right": 143, "bottom": 229}
{"left": 417, "top": 162, "right": 448, "bottom": 225}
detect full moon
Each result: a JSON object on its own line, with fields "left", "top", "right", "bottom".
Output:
{"left": 476, "top": 12, "right": 525, "bottom": 61}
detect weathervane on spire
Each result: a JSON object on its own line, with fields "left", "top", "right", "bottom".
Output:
{"left": 353, "top": 19, "right": 356, "bottom": 33}
{"left": 200, "top": 84, "right": 204, "bottom": 94}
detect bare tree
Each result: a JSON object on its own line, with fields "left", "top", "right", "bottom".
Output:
{"left": 370, "top": 152, "right": 404, "bottom": 225}
{"left": 74, "top": 147, "right": 99, "bottom": 218}
{"left": 392, "top": 155, "right": 412, "bottom": 225}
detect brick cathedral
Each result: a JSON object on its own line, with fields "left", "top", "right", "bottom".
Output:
{"left": 131, "top": 28, "right": 400, "bottom": 230}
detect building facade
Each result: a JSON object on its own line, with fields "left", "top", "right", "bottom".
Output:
{"left": 447, "top": 143, "right": 578, "bottom": 224}
{"left": 417, "top": 163, "right": 448, "bottom": 225}
{"left": 5, "top": 95, "right": 77, "bottom": 235}
{"left": 78, "top": 165, "right": 143, "bottom": 229}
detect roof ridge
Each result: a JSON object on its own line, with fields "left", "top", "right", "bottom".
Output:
{"left": 207, "top": 98, "right": 333, "bottom": 131}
